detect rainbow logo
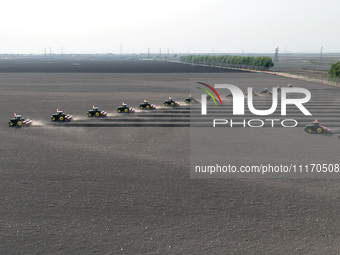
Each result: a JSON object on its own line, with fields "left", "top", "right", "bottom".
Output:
{"left": 196, "top": 82, "right": 223, "bottom": 106}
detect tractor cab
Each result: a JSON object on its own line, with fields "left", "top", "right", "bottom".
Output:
{"left": 120, "top": 103, "right": 128, "bottom": 109}
{"left": 12, "top": 115, "right": 23, "bottom": 121}
{"left": 312, "top": 121, "right": 320, "bottom": 127}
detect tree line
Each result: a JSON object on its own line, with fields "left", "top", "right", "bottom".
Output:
{"left": 180, "top": 55, "right": 274, "bottom": 70}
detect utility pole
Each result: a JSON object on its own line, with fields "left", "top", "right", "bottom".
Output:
{"left": 273, "top": 46, "right": 279, "bottom": 63}
{"left": 147, "top": 47, "right": 150, "bottom": 59}
{"left": 320, "top": 46, "right": 323, "bottom": 60}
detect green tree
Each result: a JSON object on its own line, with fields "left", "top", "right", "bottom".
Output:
{"left": 328, "top": 61, "right": 340, "bottom": 79}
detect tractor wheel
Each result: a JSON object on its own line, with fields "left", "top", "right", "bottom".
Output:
{"left": 59, "top": 116, "right": 64, "bottom": 121}
{"left": 146, "top": 105, "right": 150, "bottom": 109}
{"left": 316, "top": 127, "right": 323, "bottom": 133}
{"left": 165, "top": 103, "right": 168, "bottom": 106}
{"left": 171, "top": 102, "right": 175, "bottom": 106}
{"left": 17, "top": 121, "right": 22, "bottom": 126}
{"left": 9, "top": 122, "right": 13, "bottom": 126}
{"left": 124, "top": 108, "right": 129, "bottom": 113}
{"left": 307, "top": 128, "right": 312, "bottom": 133}
{"left": 267, "top": 92, "right": 270, "bottom": 94}
{"left": 117, "top": 109, "right": 121, "bottom": 113}
{"left": 192, "top": 99, "right": 195, "bottom": 102}
{"left": 52, "top": 117, "right": 56, "bottom": 121}
{"left": 185, "top": 100, "right": 189, "bottom": 103}
{"left": 88, "top": 113, "right": 92, "bottom": 117}
{"left": 140, "top": 106, "right": 143, "bottom": 109}
{"left": 95, "top": 112, "right": 100, "bottom": 117}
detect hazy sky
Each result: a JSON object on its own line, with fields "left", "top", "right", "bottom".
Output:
{"left": 1, "top": 0, "right": 339, "bottom": 54}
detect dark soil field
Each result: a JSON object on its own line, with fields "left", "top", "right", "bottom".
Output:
{"left": 0, "top": 59, "right": 245, "bottom": 73}
{"left": 1, "top": 60, "right": 340, "bottom": 254}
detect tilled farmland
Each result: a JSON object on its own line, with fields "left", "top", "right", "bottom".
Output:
{"left": 1, "top": 60, "right": 340, "bottom": 254}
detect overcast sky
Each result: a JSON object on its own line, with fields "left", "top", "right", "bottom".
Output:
{"left": 1, "top": 0, "right": 339, "bottom": 54}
